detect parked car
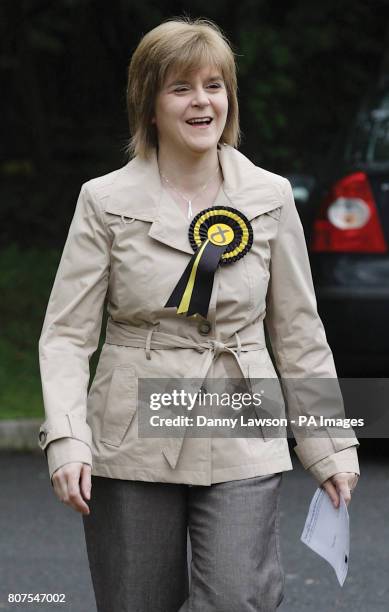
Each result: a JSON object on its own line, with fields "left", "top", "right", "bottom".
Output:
{"left": 304, "top": 78, "right": 389, "bottom": 375}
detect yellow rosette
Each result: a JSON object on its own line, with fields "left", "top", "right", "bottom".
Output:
{"left": 165, "top": 206, "right": 253, "bottom": 318}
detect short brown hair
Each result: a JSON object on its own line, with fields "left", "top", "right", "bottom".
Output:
{"left": 126, "top": 16, "right": 240, "bottom": 159}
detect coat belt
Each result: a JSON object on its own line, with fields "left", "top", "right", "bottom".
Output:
{"left": 104, "top": 318, "right": 267, "bottom": 470}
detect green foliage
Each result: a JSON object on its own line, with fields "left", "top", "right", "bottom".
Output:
{"left": 3, "top": 1, "right": 389, "bottom": 241}
{"left": 2, "top": 0, "right": 388, "bottom": 246}
{"left": 0, "top": 245, "right": 60, "bottom": 418}
{"left": 0, "top": 244, "right": 105, "bottom": 419}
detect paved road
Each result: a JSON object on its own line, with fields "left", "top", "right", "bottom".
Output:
{"left": 0, "top": 450, "right": 388, "bottom": 612}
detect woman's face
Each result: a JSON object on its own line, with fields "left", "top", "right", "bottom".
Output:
{"left": 152, "top": 65, "right": 228, "bottom": 156}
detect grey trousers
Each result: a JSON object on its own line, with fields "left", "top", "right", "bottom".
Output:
{"left": 82, "top": 473, "right": 285, "bottom": 612}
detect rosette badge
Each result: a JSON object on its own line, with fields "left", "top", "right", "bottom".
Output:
{"left": 165, "top": 206, "right": 253, "bottom": 318}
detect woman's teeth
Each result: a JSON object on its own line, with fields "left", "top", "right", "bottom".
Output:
{"left": 186, "top": 118, "right": 212, "bottom": 125}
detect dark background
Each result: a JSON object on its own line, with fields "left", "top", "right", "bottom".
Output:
{"left": 2, "top": 0, "right": 389, "bottom": 247}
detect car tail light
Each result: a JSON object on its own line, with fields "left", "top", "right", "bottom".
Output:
{"left": 310, "top": 172, "right": 387, "bottom": 252}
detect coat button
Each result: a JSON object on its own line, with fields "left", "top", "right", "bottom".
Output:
{"left": 198, "top": 321, "right": 211, "bottom": 336}
{"left": 39, "top": 431, "right": 47, "bottom": 444}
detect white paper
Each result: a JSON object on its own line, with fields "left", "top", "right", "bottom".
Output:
{"left": 300, "top": 487, "right": 350, "bottom": 586}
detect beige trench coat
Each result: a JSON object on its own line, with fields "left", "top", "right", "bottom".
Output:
{"left": 38, "top": 143, "right": 360, "bottom": 486}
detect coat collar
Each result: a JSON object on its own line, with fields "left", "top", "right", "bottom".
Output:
{"left": 105, "top": 144, "right": 284, "bottom": 255}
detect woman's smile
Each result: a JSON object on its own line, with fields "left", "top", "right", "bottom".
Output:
{"left": 185, "top": 117, "right": 214, "bottom": 128}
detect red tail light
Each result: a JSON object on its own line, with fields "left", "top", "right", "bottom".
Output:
{"left": 310, "top": 172, "right": 387, "bottom": 253}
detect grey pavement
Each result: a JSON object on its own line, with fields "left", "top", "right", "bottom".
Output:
{"left": 0, "top": 450, "right": 388, "bottom": 612}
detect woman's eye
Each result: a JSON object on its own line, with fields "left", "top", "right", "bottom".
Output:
{"left": 173, "top": 82, "right": 223, "bottom": 93}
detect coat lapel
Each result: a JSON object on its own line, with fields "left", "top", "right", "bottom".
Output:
{"left": 147, "top": 187, "right": 194, "bottom": 254}
{"left": 104, "top": 144, "right": 284, "bottom": 255}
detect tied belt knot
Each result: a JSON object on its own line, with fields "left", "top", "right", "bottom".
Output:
{"left": 202, "top": 333, "right": 243, "bottom": 378}
{"left": 210, "top": 336, "right": 241, "bottom": 358}
{"left": 104, "top": 319, "right": 265, "bottom": 470}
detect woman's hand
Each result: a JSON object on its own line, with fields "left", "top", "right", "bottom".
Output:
{"left": 51, "top": 462, "right": 92, "bottom": 515}
{"left": 321, "top": 471, "right": 359, "bottom": 509}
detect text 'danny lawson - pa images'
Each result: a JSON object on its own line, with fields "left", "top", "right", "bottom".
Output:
{"left": 134, "top": 377, "right": 389, "bottom": 439}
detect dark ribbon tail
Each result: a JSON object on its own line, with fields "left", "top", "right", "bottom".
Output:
{"left": 165, "top": 242, "right": 228, "bottom": 318}
{"left": 186, "top": 243, "right": 226, "bottom": 317}
{"left": 164, "top": 255, "right": 197, "bottom": 309}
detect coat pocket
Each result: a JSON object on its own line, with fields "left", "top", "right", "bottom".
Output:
{"left": 100, "top": 365, "right": 138, "bottom": 447}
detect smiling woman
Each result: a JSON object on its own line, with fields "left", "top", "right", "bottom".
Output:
{"left": 126, "top": 18, "right": 240, "bottom": 160}
{"left": 38, "top": 14, "right": 360, "bottom": 612}
{"left": 153, "top": 65, "right": 228, "bottom": 157}
{"left": 125, "top": 18, "right": 241, "bottom": 222}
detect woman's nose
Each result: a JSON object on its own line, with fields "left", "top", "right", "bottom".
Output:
{"left": 191, "top": 88, "right": 210, "bottom": 107}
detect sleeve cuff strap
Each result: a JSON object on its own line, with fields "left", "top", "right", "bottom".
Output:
{"left": 308, "top": 446, "right": 360, "bottom": 486}
{"left": 293, "top": 435, "right": 360, "bottom": 469}
{"left": 38, "top": 413, "right": 92, "bottom": 451}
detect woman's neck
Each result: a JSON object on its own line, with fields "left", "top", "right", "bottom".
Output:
{"left": 157, "top": 143, "right": 221, "bottom": 195}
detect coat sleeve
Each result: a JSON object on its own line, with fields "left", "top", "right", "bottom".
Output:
{"left": 38, "top": 182, "right": 110, "bottom": 482}
{"left": 265, "top": 178, "right": 360, "bottom": 485}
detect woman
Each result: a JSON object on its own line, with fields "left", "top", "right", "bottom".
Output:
{"left": 38, "top": 17, "right": 360, "bottom": 612}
